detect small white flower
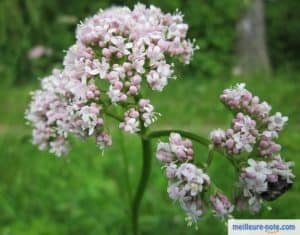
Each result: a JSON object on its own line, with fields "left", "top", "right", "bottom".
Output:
{"left": 156, "top": 142, "right": 173, "bottom": 163}
{"left": 268, "top": 112, "right": 288, "bottom": 132}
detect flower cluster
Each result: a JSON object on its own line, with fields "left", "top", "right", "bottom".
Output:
{"left": 210, "top": 83, "right": 294, "bottom": 214}
{"left": 210, "top": 83, "right": 288, "bottom": 157}
{"left": 210, "top": 113, "right": 257, "bottom": 155}
{"left": 119, "top": 99, "right": 160, "bottom": 133}
{"left": 76, "top": 3, "right": 196, "bottom": 95}
{"left": 26, "top": 4, "right": 195, "bottom": 156}
{"left": 220, "top": 83, "right": 270, "bottom": 120}
{"left": 238, "top": 156, "right": 294, "bottom": 213}
{"left": 25, "top": 69, "right": 105, "bottom": 156}
{"left": 156, "top": 133, "right": 234, "bottom": 225}
{"left": 156, "top": 133, "right": 210, "bottom": 224}
{"left": 210, "top": 192, "right": 234, "bottom": 218}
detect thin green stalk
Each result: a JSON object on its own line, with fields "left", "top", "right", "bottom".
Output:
{"left": 146, "top": 129, "right": 210, "bottom": 147}
{"left": 146, "top": 129, "right": 239, "bottom": 171}
{"left": 119, "top": 131, "right": 133, "bottom": 206}
{"left": 131, "top": 135, "right": 151, "bottom": 235}
{"left": 204, "top": 147, "right": 214, "bottom": 170}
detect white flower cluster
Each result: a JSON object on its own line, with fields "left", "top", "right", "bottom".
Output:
{"left": 238, "top": 157, "right": 294, "bottom": 213}
{"left": 156, "top": 133, "right": 210, "bottom": 224}
{"left": 26, "top": 4, "right": 195, "bottom": 156}
{"left": 210, "top": 83, "right": 288, "bottom": 157}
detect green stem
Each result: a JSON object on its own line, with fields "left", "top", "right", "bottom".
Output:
{"left": 119, "top": 131, "right": 133, "bottom": 206}
{"left": 146, "top": 129, "right": 210, "bottom": 147}
{"left": 146, "top": 129, "right": 239, "bottom": 171}
{"left": 204, "top": 147, "right": 214, "bottom": 170}
{"left": 131, "top": 135, "right": 151, "bottom": 235}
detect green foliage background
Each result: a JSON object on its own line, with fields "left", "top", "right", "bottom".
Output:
{"left": 0, "top": 0, "right": 299, "bottom": 234}
{"left": 265, "top": 0, "right": 300, "bottom": 70}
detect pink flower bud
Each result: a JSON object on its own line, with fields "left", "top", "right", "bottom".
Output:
{"left": 267, "top": 174, "right": 278, "bottom": 183}
{"left": 102, "top": 48, "right": 111, "bottom": 57}
{"left": 131, "top": 75, "right": 142, "bottom": 85}
{"left": 226, "top": 139, "right": 234, "bottom": 149}
{"left": 129, "top": 86, "right": 138, "bottom": 95}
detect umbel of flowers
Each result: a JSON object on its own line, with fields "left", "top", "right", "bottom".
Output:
{"left": 25, "top": 4, "right": 294, "bottom": 234}
{"left": 210, "top": 83, "right": 294, "bottom": 213}
{"left": 156, "top": 133, "right": 233, "bottom": 225}
{"left": 155, "top": 84, "right": 294, "bottom": 225}
{"left": 26, "top": 4, "right": 196, "bottom": 156}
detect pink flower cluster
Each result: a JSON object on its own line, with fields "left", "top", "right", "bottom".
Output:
{"left": 119, "top": 108, "right": 140, "bottom": 133}
{"left": 156, "top": 133, "right": 212, "bottom": 224}
{"left": 26, "top": 4, "right": 195, "bottom": 156}
{"left": 209, "top": 83, "right": 294, "bottom": 215}
{"left": 156, "top": 132, "right": 193, "bottom": 163}
{"left": 220, "top": 83, "right": 271, "bottom": 120}
{"left": 238, "top": 156, "right": 294, "bottom": 213}
{"left": 118, "top": 99, "right": 159, "bottom": 133}
{"left": 76, "top": 4, "right": 196, "bottom": 95}
{"left": 210, "top": 113, "right": 257, "bottom": 155}
{"left": 210, "top": 83, "right": 288, "bottom": 158}
{"left": 210, "top": 192, "right": 234, "bottom": 219}
{"left": 25, "top": 68, "right": 108, "bottom": 156}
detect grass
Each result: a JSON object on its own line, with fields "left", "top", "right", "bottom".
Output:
{"left": 0, "top": 74, "right": 300, "bottom": 235}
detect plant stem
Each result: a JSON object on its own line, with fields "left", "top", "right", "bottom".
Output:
{"left": 146, "top": 129, "right": 239, "bottom": 171}
{"left": 146, "top": 129, "right": 210, "bottom": 147}
{"left": 204, "top": 147, "right": 214, "bottom": 170}
{"left": 131, "top": 121, "right": 152, "bottom": 235}
{"left": 119, "top": 131, "right": 133, "bottom": 206}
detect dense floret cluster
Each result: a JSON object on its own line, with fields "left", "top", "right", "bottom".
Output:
{"left": 26, "top": 4, "right": 196, "bottom": 156}
{"left": 156, "top": 133, "right": 212, "bottom": 224}
{"left": 155, "top": 84, "right": 294, "bottom": 225}
{"left": 156, "top": 133, "right": 234, "bottom": 225}
{"left": 209, "top": 83, "right": 294, "bottom": 213}
{"left": 210, "top": 84, "right": 288, "bottom": 157}
{"left": 238, "top": 156, "right": 294, "bottom": 213}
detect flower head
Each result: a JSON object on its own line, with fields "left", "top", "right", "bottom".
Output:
{"left": 156, "top": 133, "right": 210, "bottom": 225}
{"left": 210, "top": 192, "right": 234, "bottom": 218}
{"left": 26, "top": 4, "right": 196, "bottom": 157}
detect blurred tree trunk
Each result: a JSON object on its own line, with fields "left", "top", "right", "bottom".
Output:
{"left": 234, "top": 0, "right": 271, "bottom": 75}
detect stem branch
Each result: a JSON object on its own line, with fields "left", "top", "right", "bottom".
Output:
{"left": 146, "top": 129, "right": 210, "bottom": 147}
{"left": 146, "top": 129, "right": 239, "bottom": 171}
{"left": 204, "top": 147, "right": 214, "bottom": 170}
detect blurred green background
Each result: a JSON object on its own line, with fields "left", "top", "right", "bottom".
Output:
{"left": 0, "top": 0, "right": 299, "bottom": 234}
